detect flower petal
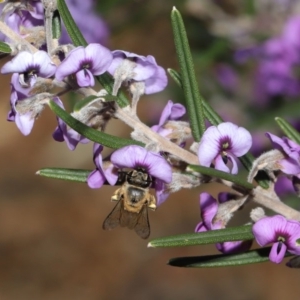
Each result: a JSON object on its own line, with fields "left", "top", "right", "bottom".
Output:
{"left": 1, "top": 51, "right": 33, "bottom": 74}
{"left": 55, "top": 47, "right": 85, "bottom": 81}
{"left": 229, "top": 127, "right": 252, "bottom": 156}
{"left": 144, "top": 65, "right": 168, "bottom": 94}
{"left": 15, "top": 112, "right": 34, "bottom": 136}
{"left": 198, "top": 126, "right": 221, "bottom": 167}
{"left": 214, "top": 155, "right": 230, "bottom": 173}
{"left": 85, "top": 43, "right": 113, "bottom": 75}
{"left": 216, "top": 240, "right": 252, "bottom": 254}
{"left": 87, "top": 169, "right": 106, "bottom": 189}
{"left": 76, "top": 69, "right": 95, "bottom": 87}
{"left": 199, "top": 193, "right": 218, "bottom": 229}
{"left": 110, "top": 145, "right": 172, "bottom": 183}
{"left": 269, "top": 242, "right": 287, "bottom": 264}
{"left": 284, "top": 220, "right": 300, "bottom": 254}
{"left": 33, "top": 51, "right": 56, "bottom": 77}
{"left": 252, "top": 215, "right": 287, "bottom": 246}
{"left": 155, "top": 179, "right": 169, "bottom": 206}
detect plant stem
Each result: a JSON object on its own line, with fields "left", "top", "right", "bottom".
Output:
{"left": 115, "top": 107, "right": 199, "bottom": 165}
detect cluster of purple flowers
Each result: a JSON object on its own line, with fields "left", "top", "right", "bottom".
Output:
{"left": 235, "top": 15, "right": 300, "bottom": 105}
{"left": 1, "top": 0, "right": 300, "bottom": 267}
{"left": 0, "top": 0, "right": 108, "bottom": 45}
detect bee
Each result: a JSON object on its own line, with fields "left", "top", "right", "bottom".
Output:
{"left": 103, "top": 168, "right": 156, "bottom": 239}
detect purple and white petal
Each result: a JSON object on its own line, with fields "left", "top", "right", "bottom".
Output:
{"left": 110, "top": 145, "right": 172, "bottom": 183}
{"left": 285, "top": 220, "right": 300, "bottom": 254}
{"left": 132, "top": 56, "right": 157, "bottom": 81}
{"left": 15, "top": 112, "right": 34, "bottom": 136}
{"left": 92, "top": 143, "right": 104, "bottom": 169}
{"left": 155, "top": 179, "right": 169, "bottom": 206}
{"left": 214, "top": 155, "right": 231, "bottom": 173}
{"left": 226, "top": 153, "right": 239, "bottom": 174}
{"left": 195, "top": 221, "right": 207, "bottom": 232}
{"left": 252, "top": 215, "right": 287, "bottom": 246}
{"left": 33, "top": 51, "right": 56, "bottom": 77}
{"left": 269, "top": 242, "right": 287, "bottom": 264}
{"left": 1, "top": 51, "right": 33, "bottom": 74}
{"left": 103, "top": 163, "right": 118, "bottom": 186}
{"left": 55, "top": 47, "right": 85, "bottom": 81}
{"left": 85, "top": 43, "right": 113, "bottom": 75}
{"left": 279, "top": 158, "right": 300, "bottom": 175}
{"left": 198, "top": 126, "right": 221, "bottom": 167}
{"left": 199, "top": 193, "right": 218, "bottom": 229}
{"left": 266, "top": 132, "right": 300, "bottom": 161}
{"left": 144, "top": 65, "right": 168, "bottom": 94}
{"left": 229, "top": 127, "right": 252, "bottom": 156}
{"left": 76, "top": 69, "right": 95, "bottom": 87}
{"left": 87, "top": 169, "right": 106, "bottom": 189}
{"left": 216, "top": 240, "right": 252, "bottom": 254}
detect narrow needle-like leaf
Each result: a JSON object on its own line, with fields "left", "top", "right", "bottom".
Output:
{"left": 49, "top": 100, "right": 144, "bottom": 149}
{"left": 187, "top": 165, "right": 254, "bottom": 190}
{"left": 167, "top": 247, "right": 293, "bottom": 268}
{"left": 37, "top": 168, "right": 91, "bottom": 182}
{"left": 275, "top": 117, "right": 300, "bottom": 144}
{"left": 148, "top": 225, "right": 253, "bottom": 248}
{"left": 171, "top": 7, "right": 205, "bottom": 141}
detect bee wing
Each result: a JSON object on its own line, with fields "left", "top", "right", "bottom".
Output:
{"left": 102, "top": 199, "right": 123, "bottom": 230}
{"left": 134, "top": 205, "right": 150, "bottom": 239}
{"left": 120, "top": 209, "right": 138, "bottom": 229}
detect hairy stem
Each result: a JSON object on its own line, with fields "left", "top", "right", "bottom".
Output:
{"left": 115, "top": 107, "right": 199, "bottom": 165}
{"left": 252, "top": 186, "right": 300, "bottom": 220}
{"left": 0, "top": 20, "right": 37, "bottom": 53}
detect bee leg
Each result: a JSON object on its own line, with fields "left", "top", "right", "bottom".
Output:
{"left": 148, "top": 194, "right": 156, "bottom": 211}
{"left": 111, "top": 188, "right": 122, "bottom": 201}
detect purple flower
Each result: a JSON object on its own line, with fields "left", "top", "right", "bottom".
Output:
{"left": 151, "top": 100, "right": 186, "bottom": 137}
{"left": 107, "top": 50, "right": 168, "bottom": 95}
{"left": 110, "top": 145, "right": 172, "bottom": 205}
{"left": 52, "top": 100, "right": 89, "bottom": 151}
{"left": 282, "top": 15, "right": 300, "bottom": 63}
{"left": 198, "top": 122, "right": 252, "bottom": 174}
{"left": 252, "top": 215, "right": 300, "bottom": 264}
{"left": 1, "top": 1, "right": 44, "bottom": 42}
{"left": 214, "top": 63, "right": 238, "bottom": 93}
{"left": 265, "top": 132, "right": 300, "bottom": 175}
{"left": 1, "top": 51, "right": 56, "bottom": 89}
{"left": 61, "top": 0, "right": 109, "bottom": 45}
{"left": 87, "top": 143, "right": 118, "bottom": 189}
{"left": 195, "top": 193, "right": 252, "bottom": 254}
{"left": 253, "top": 37, "right": 300, "bottom": 105}
{"left": 55, "top": 43, "right": 113, "bottom": 87}
{"left": 8, "top": 73, "right": 34, "bottom": 135}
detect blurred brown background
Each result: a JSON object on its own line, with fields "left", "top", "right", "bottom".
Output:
{"left": 0, "top": 1, "right": 300, "bottom": 299}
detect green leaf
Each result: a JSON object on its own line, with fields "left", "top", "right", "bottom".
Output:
{"left": 49, "top": 100, "right": 144, "bottom": 149}
{"left": 52, "top": 10, "right": 62, "bottom": 39}
{"left": 171, "top": 7, "right": 205, "bottom": 141}
{"left": 95, "top": 74, "right": 130, "bottom": 108}
{"left": 73, "top": 95, "right": 119, "bottom": 112}
{"left": 37, "top": 168, "right": 91, "bottom": 182}
{"left": 168, "top": 247, "right": 294, "bottom": 268}
{"left": 73, "top": 95, "right": 99, "bottom": 111}
{"left": 167, "top": 68, "right": 182, "bottom": 87}
{"left": 57, "top": 0, "right": 129, "bottom": 108}
{"left": 57, "top": 0, "right": 87, "bottom": 46}
{"left": 188, "top": 165, "right": 253, "bottom": 190}
{"left": 275, "top": 117, "right": 300, "bottom": 144}
{"left": 0, "top": 41, "right": 11, "bottom": 53}
{"left": 148, "top": 225, "right": 253, "bottom": 248}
